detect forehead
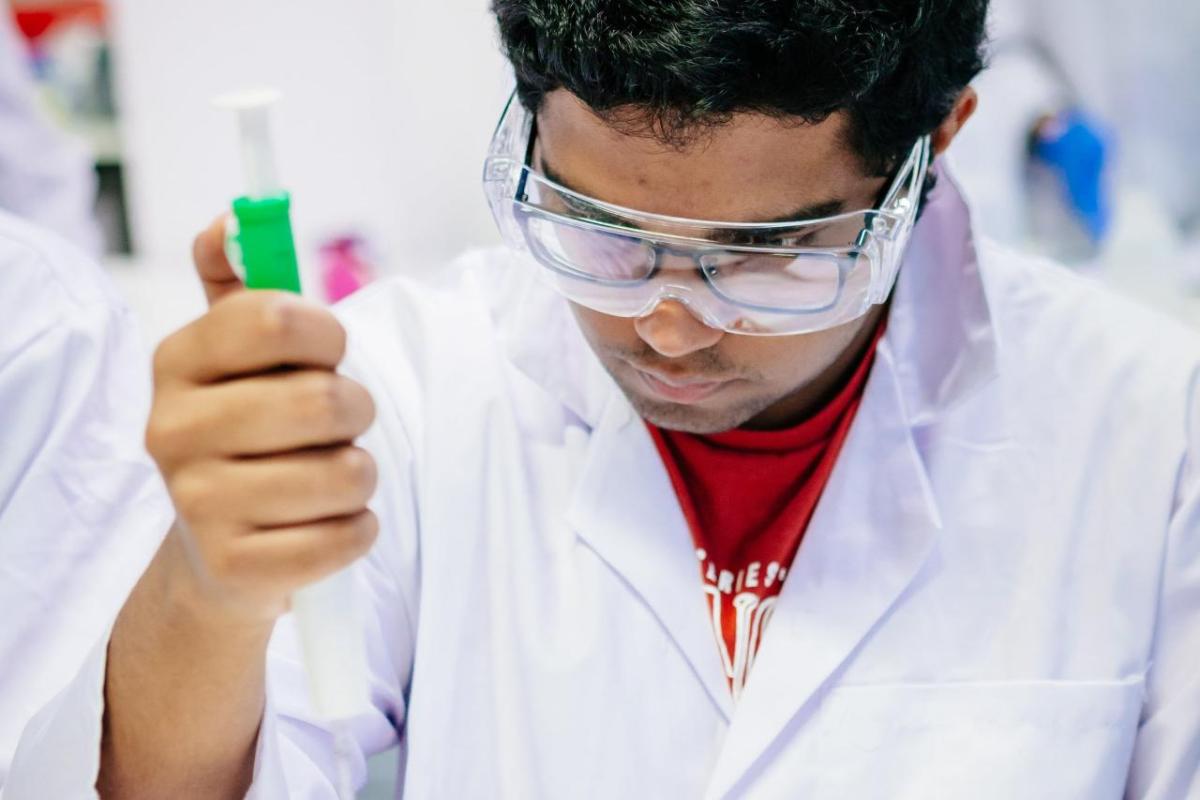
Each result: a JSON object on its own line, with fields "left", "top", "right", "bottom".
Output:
{"left": 534, "top": 90, "right": 870, "bottom": 222}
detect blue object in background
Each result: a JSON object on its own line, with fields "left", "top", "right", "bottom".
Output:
{"left": 1032, "top": 110, "right": 1113, "bottom": 243}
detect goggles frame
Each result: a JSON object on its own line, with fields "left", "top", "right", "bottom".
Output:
{"left": 483, "top": 91, "right": 931, "bottom": 335}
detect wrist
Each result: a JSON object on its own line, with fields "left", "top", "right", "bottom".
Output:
{"left": 145, "top": 524, "right": 280, "bottom": 641}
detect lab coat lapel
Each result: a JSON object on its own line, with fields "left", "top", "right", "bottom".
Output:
{"left": 490, "top": 250, "right": 732, "bottom": 716}
{"left": 705, "top": 166, "right": 998, "bottom": 798}
{"left": 705, "top": 343, "right": 943, "bottom": 797}
{"left": 565, "top": 392, "right": 736, "bottom": 721}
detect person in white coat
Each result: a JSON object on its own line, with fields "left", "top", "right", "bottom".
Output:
{"left": 0, "top": 211, "right": 169, "bottom": 785}
{"left": 0, "top": 5, "right": 102, "bottom": 256}
{"left": 5, "top": 1, "right": 1200, "bottom": 798}
{"left": 952, "top": 0, "right": 1200, "bottom": 277}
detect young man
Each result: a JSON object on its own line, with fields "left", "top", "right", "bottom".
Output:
{"left": 7, "top": 1, "right": 1199, "bottom": 798}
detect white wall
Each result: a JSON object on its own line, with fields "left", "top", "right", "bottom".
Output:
{"left": 109, "top": 0, "right": 508, "bottom": 285}
{"left": 105, "top": 0, "right": 1200, "bottom": 345}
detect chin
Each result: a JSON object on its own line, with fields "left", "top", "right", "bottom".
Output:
{"left": 620, "top": 382, "right": 758, "bottom": 434}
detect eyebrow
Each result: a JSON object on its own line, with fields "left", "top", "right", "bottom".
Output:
{"left": 537, "top": 154, "right": 847, "bottom": 225}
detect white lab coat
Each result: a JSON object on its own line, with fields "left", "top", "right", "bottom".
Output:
{"left": 0, "top": 211, "right": 168, "bottom": 785}
{"left": 0, "top": 6, "right": 102, "bottom": 256}
{"left": 952, "top": 0, "right": 1200, "bottom": 254}
{"left": 6, "top": 170, "right": 1199, "bottom": 798}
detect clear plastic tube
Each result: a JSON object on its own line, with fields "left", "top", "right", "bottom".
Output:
{"left": 215, "top": 87, "right": 368, "bottom": 800}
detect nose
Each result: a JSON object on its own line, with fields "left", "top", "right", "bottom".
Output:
{"left": 634, "top": 298, "right": 725, "bottom": 358}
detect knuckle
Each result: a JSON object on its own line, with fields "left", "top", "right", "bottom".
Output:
{"left": 334, "top": 446, "right": 377, "bottom": 500}
{"left": 143, "top": 414, "right": 168, "bottom": 456}
{"left": 327, "top": 513, "right": 377, "bottom": 561}
{"left": 348, "top": 379, "right": 376, "bottom": 430}
{"left": 293, "top": 513, "right": 378, "bottom": 581}
{"left": 195, "top": 311, "right": 237, "bottom": 368}
{"left": 349, "top": 511, "right": 381, "bottom": 556}
{"left": 356, "top": 510, "right": 380, "bottom": 546}
{"left": 151, "top": 336, "right": 179, "bottom": 381}
{"left": 145, "top": 407, "right": 192, "bottom": 458}
{"left": 297, "top": 372, "right": 343, "bottom": 435}
{"left": 253, "top": 294, "right": 292, "bottom": 344}
{"left": 288, "top": 538, "right": 325, "bottom": 578}
{"left": 170, "top": 469, "right": 218, "bottom": 521}
{"left": 324, "top": 313, "right": 349, "bottom": 363}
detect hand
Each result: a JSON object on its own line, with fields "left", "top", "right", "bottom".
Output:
{"left": 1032, "top": 110, "right": 1112, "bottom": 244}
{"left": 145, "top": 217, "right": 379, "bottom": 624}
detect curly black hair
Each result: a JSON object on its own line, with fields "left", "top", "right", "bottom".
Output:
{"left": 493, "top": 0, "right": 988, "bottom": 176}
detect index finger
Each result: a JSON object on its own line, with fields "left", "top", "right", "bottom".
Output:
{"left": 155, "top": 290, "right": 348, "bottom": 384}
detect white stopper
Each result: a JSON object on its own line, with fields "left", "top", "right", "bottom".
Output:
{"left": 213, "top": 87, "right": 283, "bottom": 198}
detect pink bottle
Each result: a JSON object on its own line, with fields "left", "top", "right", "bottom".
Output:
{"left": 319, "top": 235, "right": 375, "bottom": 303}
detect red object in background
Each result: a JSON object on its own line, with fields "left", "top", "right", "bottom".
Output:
{"left": 13, "top": 2, "right": 106, "bottom": 45}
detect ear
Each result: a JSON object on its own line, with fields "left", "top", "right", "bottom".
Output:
{"left": 931, "top": 87, "right": 978, "bottom": 157}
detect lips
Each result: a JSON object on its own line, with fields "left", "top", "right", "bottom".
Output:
{"left": 633, "top": 367, "right": 729, "bottom": 404}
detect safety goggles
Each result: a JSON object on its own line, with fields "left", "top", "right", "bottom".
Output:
{"left": 482, "top": 92, "right": 931, "bottom": 335}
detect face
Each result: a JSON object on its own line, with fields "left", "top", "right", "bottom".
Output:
{"left": 534, "top": 91, "right": 892, "bottom": 434}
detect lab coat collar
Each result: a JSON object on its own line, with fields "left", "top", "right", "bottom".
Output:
{"left": 492, "top": 161, "right": 999, "bottom": 433}
{"left": 882, "top": 163, "right": 999, "bottom": 428}
{"left": 484, "top": 253, "right": 615, "bottom": 428}
{"left": 484, "top": 260, "right": 740, "bottom": 713}
{"left": 699, "top": 167, "right": 1002, "bottom": 795}
{"left": 706, "top": 166, "right": 1003, "bottom": 795}
{"left": 565, "top": 395, "right": 737, "bottom": 721}
{"left": 704, "top": 339, "right": 944, "bottom": 797}
{"left": 551, "top": 315, "right": 953, "bottom": 794}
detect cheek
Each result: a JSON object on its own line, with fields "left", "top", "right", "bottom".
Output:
{"left": 570, "top": 303, "right": 638, "bottom": 349}
{"left": 724, "top": 329, "right": 851, "bottom": 388}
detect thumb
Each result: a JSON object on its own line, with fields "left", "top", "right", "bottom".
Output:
{"left": 192, "top": 214, "right": 244, "bottom": 306}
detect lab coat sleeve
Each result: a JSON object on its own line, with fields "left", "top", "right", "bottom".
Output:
{"left": 245, "top": 338, "right": 420, "bottom": 797}
{"left": 1124, "top": 370, "right": 1200, "bottom": 799}
{"left": 0, "top": 632, "right": 110, "bottom": 799}
{"left": 3, "top": 291, "right": 417, "bottom": 797}
{"left": 0, "top": 7, "right": 102, "bottom": 257}
{"left": 0, "top": 263, "right": 171, "bottom": 792}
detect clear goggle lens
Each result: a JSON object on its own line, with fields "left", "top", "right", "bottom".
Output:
{"left": 514, "top": 206, "right": 881, "bottom": 333}
{"left": 482, "top": 91, "right": 930, "bottom": 336}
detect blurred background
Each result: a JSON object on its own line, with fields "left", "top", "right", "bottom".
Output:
{"left": 3, "top": 0, "right": 1197, "bottom": 794}
{"left": 8, "top": 0, "right": 509, "bottom": 345}
{"left": 7, "top": 0, "right": 1199, "bottom": 347}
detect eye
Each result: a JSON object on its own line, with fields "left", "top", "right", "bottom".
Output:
{"left": 560, "top": 195, "right": 589, "bottom": 216}
{"left": 559, "top": 197, "right": 623, "bottom": 227}
{"left": 780, "top": 228, "right": 825, "bottom": 247}
{"left": 724, "top": 228, "right": 823, "bottom": 248}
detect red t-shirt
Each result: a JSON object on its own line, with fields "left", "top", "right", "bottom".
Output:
{"left": 646, "top": 328, "right": 883, "bottom": 699}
